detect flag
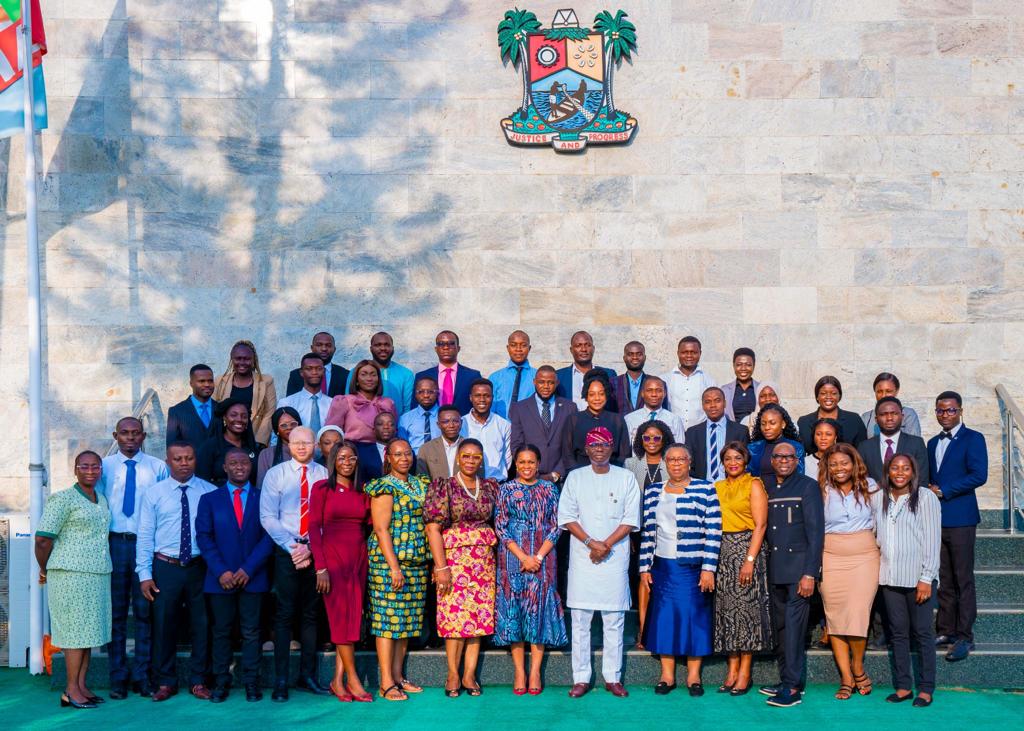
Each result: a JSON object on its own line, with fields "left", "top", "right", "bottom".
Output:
{"left": 0, "top": 0, "right": 46, "bottom": 138}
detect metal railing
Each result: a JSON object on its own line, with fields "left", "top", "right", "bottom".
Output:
{"left": 105, "top": 388, "right": 161, "bottom": 457}
{"left": 995, "top": 384, "right": 1024, "bottom": 533}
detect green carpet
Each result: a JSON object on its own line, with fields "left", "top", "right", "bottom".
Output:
{"left": 2, "top": 669, "right": 1021, "bottom": 730}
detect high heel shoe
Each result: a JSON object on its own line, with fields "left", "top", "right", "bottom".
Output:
{"left": 346, "top": 684, "right": 373, "bottom": 703}
{"left": 329, "top": 682, "right": 353, "bottom": 702}
{"left": 86, "top": 695, "right": 105, "bottom": 704}
{"left": 60, "top": 694, "right": 97, "bottom": 709}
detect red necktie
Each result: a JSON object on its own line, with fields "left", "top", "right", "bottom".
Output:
{"left": 299, "top": 465, "right": 309, "bottom": 538}
{"left": 233, "top": 488, "right": 244, "bottom": 528}
{"left": 320, "top": 369, "right": 328, "bottom": 394}
{"left": 884, "top": 438, "right": 894, "bottom": 463}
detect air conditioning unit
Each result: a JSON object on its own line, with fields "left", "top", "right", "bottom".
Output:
{"left": 0, "top": 513, "right": 31, "bottom": 667}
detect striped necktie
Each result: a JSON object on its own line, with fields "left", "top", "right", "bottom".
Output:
{"left": 708, "top": 423, "right": 720, "bottom": 481}
{"left": 299, "top": 466, "right": 310, "bottom": 538}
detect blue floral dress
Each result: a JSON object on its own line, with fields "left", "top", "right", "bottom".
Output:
{"left": 493, "top": 479, "right": 567, "bottom": 646}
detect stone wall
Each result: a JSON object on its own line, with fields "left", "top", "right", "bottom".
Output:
{"left": 1, "top": 0, "right": 1022, "bottom": 510}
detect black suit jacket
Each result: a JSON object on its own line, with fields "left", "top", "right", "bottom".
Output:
{"left": 286, "top": 363, "right": 349, "bottom": 398}
{"left": 857, "top": 433, "right": 929, "bottom": 487}
{"left": 612, "top": 372, "right": 649, "bottom": 415}
{"left": 509, "top": 396, "right": 577, "bottom": 478}
{"left": 414, "top": 364, "right": 482, "bottom": 416}
{"left": 684, "top": 419, "right": 750, "bottom": 481}
{"left": 356, "top": 442, "right": 385, "bottom": 482}
{"left": 763, "top": 472, "right": 825, "bottom": 584}
{"left": 555, "top": 365, "right": 619, "bottom": 412}
{"left": 166, "top": 397, "right": 219, "bottom": 451}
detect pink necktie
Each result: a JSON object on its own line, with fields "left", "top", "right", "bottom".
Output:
{"left": 441, "top": 368, "right": 454, "bottom": 406}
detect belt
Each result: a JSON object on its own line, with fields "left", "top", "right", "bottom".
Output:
{"left": 154, "top": 552, "right": 202, "bottom": 568}
{"left": 109, "top": 531, "right": 137, "bottom": 540}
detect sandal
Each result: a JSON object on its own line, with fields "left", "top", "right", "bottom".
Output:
{"left": 378, "top": 684, "right": 407, "bottom": 702}
{"left": 853, "top": 673, "right": 873, "bottom": 696}
{"left": 835, "top": 684, "right": 855, "bottom": 700}
{"left": 444, "top": 683, "right": 462, "bottom": 698}
{"left": 398, "top": 678, "right": 423, "bottom": 694}
{"left": 464, "top": 683, "right": 482, "bottom": 697}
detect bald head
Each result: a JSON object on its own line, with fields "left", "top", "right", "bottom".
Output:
{"left": 506, "top": 329, "right": 531, "bottom": 366}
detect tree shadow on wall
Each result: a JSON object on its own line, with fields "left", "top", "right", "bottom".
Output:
{"left": 1, "top": 0, "right": 469, "bottom": 476}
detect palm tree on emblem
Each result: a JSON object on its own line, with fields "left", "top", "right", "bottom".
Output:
{"left": 497, "top": 8, "right": 542, "bottom": 117}
{"left": 593, "top": 10, "right": 637, "bottom": 118}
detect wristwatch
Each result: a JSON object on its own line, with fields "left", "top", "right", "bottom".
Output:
{"left": 745, "top": 555, "right": 755, "bottom": 563}
{"left": 583, "top": 537, "right": 593, "bottom": 547}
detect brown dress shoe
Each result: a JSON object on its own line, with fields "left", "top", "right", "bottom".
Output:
{"left": 568, "top": 682, "right": 590, "bottom": 698}
{"left": 190, "top": 684, "right": 213, "bottom": 700}
{"left": 151, "top": 686, "right": 177, "bottom": 702}
{"left": 604, "top": 682, "right": 629, "bottom": 698}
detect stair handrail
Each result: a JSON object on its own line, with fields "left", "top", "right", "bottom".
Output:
{"left": 995, "top": 384, "right": 1023, "bottom": 533}
{"left": 105, "top": 388, "right": 160, "bottom": 457}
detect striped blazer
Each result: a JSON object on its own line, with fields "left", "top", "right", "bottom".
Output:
{"left": 638, "top": 478, "right": 722, "bottom": 574}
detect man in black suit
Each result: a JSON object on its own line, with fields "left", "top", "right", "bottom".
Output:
{"left": 509, "top": 365, "right": 578, "bottom": 484}
{"left": 760, "top": 441, "right": 825, "bottom": 708}
{"left": 857, "top": 397, "right": 929, "bottom": 487}
{"left": 285, "top": 331, "right": 348, "bottom": 398}
{"left": 685, "top": 386, "right": 749, "bottom": 482}
{"left": 555, "top": 331, "right": 618, "bottom": 412}
{"left": 414, "top": 330, "right": 482, "bottom": 415}
{"left": 612, "top": 341, "right": 649, "bottom": 415}
{"left": 166, "top": 364, "right": 219, "bottom": 451}
{"left": 356, "top": 411, "right": 397, "bottom": 481}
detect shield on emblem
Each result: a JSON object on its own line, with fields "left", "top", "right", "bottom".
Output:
{"left": 526, "top": 32, "right": 605, "bottom": 134}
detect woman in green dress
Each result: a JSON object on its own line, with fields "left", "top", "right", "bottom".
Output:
{"left": 366, "top": 439, "right": 430, "bottom": 702}
{"left": 34, "top": 450, "right": 113, "bottom": 709}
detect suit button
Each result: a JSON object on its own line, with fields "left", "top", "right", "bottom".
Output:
{"left": 773, "top": 546, "right": 778, "bottom": 551}
{"left": 772, "top": 526, "right": 777, "bottom": 530}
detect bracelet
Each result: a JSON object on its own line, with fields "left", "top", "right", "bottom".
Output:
{"left": 316, "top": 568, "right": 328, "bottom": 575}
{"left": 434, "top": 566, "right": 451, "bottom": 573}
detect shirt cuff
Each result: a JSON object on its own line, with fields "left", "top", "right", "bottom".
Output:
{"left": 137, "top": 568, "right": 152, "bottom": 582}
{"left": 701, "top": 563, "right": 717, "bottom": 573}
{"left": 35, "top": 531, "right": 57, "bottom": 539}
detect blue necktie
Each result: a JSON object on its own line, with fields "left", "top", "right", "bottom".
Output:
{"left": 122, "top": 459, "right": 137, "bottom": 518}
{"left": 309, "top": 394, "right": 322, "bottom": 434}
{"left": 649, "top": 410, "right": 657, "bottom": 422}
{"left": 199, "top": 401, "right": 210, "bottom": 428}
{"left": 709, "top": 423, "right": 720, "bottom": 482}
{"left": 178, "top": 484, "right": 193, "bottom": 564}
{"left": 423, "top": 411, "right": 432, "bottom": 442}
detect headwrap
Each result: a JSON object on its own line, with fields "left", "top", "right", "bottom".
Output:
{"left": 317, "top": 425, "right": 344, "bottom": 441}
{"left": 585, "top": 426, "right": 613, "bottom": 446}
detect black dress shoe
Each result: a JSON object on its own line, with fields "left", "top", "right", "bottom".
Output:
{"left": 271, "top": 682, "right": 289, "bottom": 702}
{"left": 913, "top": 696, "right": 933, "bottom": 707}
{"left": 654, "top": 681, "right": 676, "bottom": 695}
{"left": 60, "top": 694, "right": 98, "bottom": 709}
{"left": 133, "top": 680, "right": 154, "bottom": 697}
{"left": 109, "top": 684, "right": 128, "bottom": 700}
{"left": 210, "top": 686, "right": 229, "bottom": 703}
{"left": 688, "top": 683, "right": 705, "bottom": 697}
{"left": 245, "top": 684, "right": 263, "bottom": 702}
{"left": 295, "top": 676, "right": 331, "bottom": 695}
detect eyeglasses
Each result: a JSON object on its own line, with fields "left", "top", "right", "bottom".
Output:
{"left": 435, "top": 340, "right": 458, "bottom": 347}
{"left": 771, "top": 454, "right": 797, "bottom": 461}
{"left": 587, "top": 442, "right": 613, "bottom": 449}
{"left": 416, "top": 388, "right": 438, "bottom": 394}
{"left": 665, "top": 456, "right": 690, "bottom": 463}
{"left": 641, "top": 435, "right": 663, "bottom": 442}
{"left": 291, "top": 441, "right": 315, "bottom": 447}
{"left": 336, "top": 455, "right": 358, "bottom": 463}
{"left": 935, "top": 407, "right": 960, "bottom": 416}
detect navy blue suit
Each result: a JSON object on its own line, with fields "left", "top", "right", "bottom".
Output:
{"left": 554, "top": 365, "right": 618, "bottom": 412}
{"left": 415, "top": 364, "right": 482, "bottom": 416}
{"left": 356, "top": 441, "right": 386, "bottom": 482}
{"left": 927, "top": 424, "right": 988, "bottom": 643}
{"left": 195, "top": 485, "right": 274, "bottom": 687}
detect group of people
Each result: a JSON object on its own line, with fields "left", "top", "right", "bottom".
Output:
{"left": 34, "top": 329, "right": 989, "bottom": 711}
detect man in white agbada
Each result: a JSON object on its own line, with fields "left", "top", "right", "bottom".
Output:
{"left": 558, "top": 426, "right": 641, "bottom": 699}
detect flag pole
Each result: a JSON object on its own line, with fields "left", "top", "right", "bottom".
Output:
{"left": 20, "top": 0, "right": 45, "bottom": 676}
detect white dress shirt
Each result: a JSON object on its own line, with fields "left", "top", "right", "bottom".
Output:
{"left": 571, "top": 365, "right": 587, "bottom": 410}
{"left": 274, "top": 389, "right": 333, "bottom": 444}
{"left": 461, "top": 411, "right": 512, "bottom": 480}
{"left": 259, "top": 458, "right": 329, "bottom": 551}
{"left": 443, "top": 437, "right": 460, "bottom": 476}
{"left": 135, "top": 474, "right": 216, "bottom": 582}
{"left": 98, "top": 450, "right": 169, "bottom": 534}
{"left": 624, "top": 406, "right": 686, "bottom": 445}
{"left": 934, "top": 422, "right": 962, "bottom": 472}
{"left": 879, "top": 431, "right": 903, "bottom": 463}
{"left": 662, "top": 365, "right": 717, "bottom": 433}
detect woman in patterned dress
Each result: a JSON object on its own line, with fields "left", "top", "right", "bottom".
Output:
{"left": 712, "top": 441, "right": 771, "bottom": 696}
{"left": 34, "top": 451, "right": 113, "bottom": 709}
{"left": 494, "top": 445, "right": 567, "bottom": 695}
{"left": 424, "top": 439, "right": 500, "bottom": 697}
{"left": 365, "top": 439, "right": 430, "bottom": 702}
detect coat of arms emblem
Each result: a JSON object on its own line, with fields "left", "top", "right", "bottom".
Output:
{"left": 498, "top": 8, "right": 638, "bottom": 152}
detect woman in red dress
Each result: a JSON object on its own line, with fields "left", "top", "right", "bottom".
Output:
{"left": 310, "top": 440, "right": 372, "bottom": 702}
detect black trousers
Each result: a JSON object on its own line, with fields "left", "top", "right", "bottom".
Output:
{"left": 882, "top": 584, "right": 937, "bottom": 694}
{"left": 273, "top": 548, "right": 320, "bottom": 682}
{"left": 151, "top": 559, "right": 209, "bottom": 687}
{"left": 108, "top": 534, "right": 151, "bottom": 684}
{"left": 771, "top": 582, "right": 810, "bottom": 691}
{"left": 209, "top": 592, "right": 264, "bottom": 687}
{"left": 937, "top": 525, "right": 976, "bottom": 642}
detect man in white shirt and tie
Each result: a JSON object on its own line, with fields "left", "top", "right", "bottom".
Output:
{"left": 100, "top": 416, "right": 169, "bottom": 699}
{"left": 259, "top": 427, "right": 330, "bottom": 700}
{"left": 276, "top": 353, "right": 331, "bottom": 443}
{"left": 662, "top": 336, "right": 716, "bottom": 433}
{"left": 624, "top": 377, "right": 685, "bottom": 444}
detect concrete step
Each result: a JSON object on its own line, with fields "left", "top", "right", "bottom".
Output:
{"left": 975, "top": 605, "right": 1024, "bottom": 643}
{"left": 977, "top": 568, "right": 1024, "bottom": 603}
{"left": 51, "top": 644, "right": 1024, "bottom": 691}
{"left": 975, "top": 531, "right": 1024, "bottom": 569}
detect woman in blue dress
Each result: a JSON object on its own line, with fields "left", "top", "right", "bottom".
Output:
{"left": 494, "top": 445, "right": 567, "bottom": 695}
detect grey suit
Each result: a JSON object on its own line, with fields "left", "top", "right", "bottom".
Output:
{"left": 509, "top": 396, "right": 577, "bottom": 479}
{"left": 624, "top": 456, "right": 666, "bottom": 489}
{"left": 416, "top": 436, "right": 460, "bottom": 482}
{"left": 720, "top": 378, "right": 760, "bottom": 421}
{"left": 857, "top": 432, "right": 929, "bottom": 487}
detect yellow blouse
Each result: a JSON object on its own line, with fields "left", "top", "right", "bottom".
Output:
{"left": 715, "top": 473, "right": 763, "bottom": 533}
